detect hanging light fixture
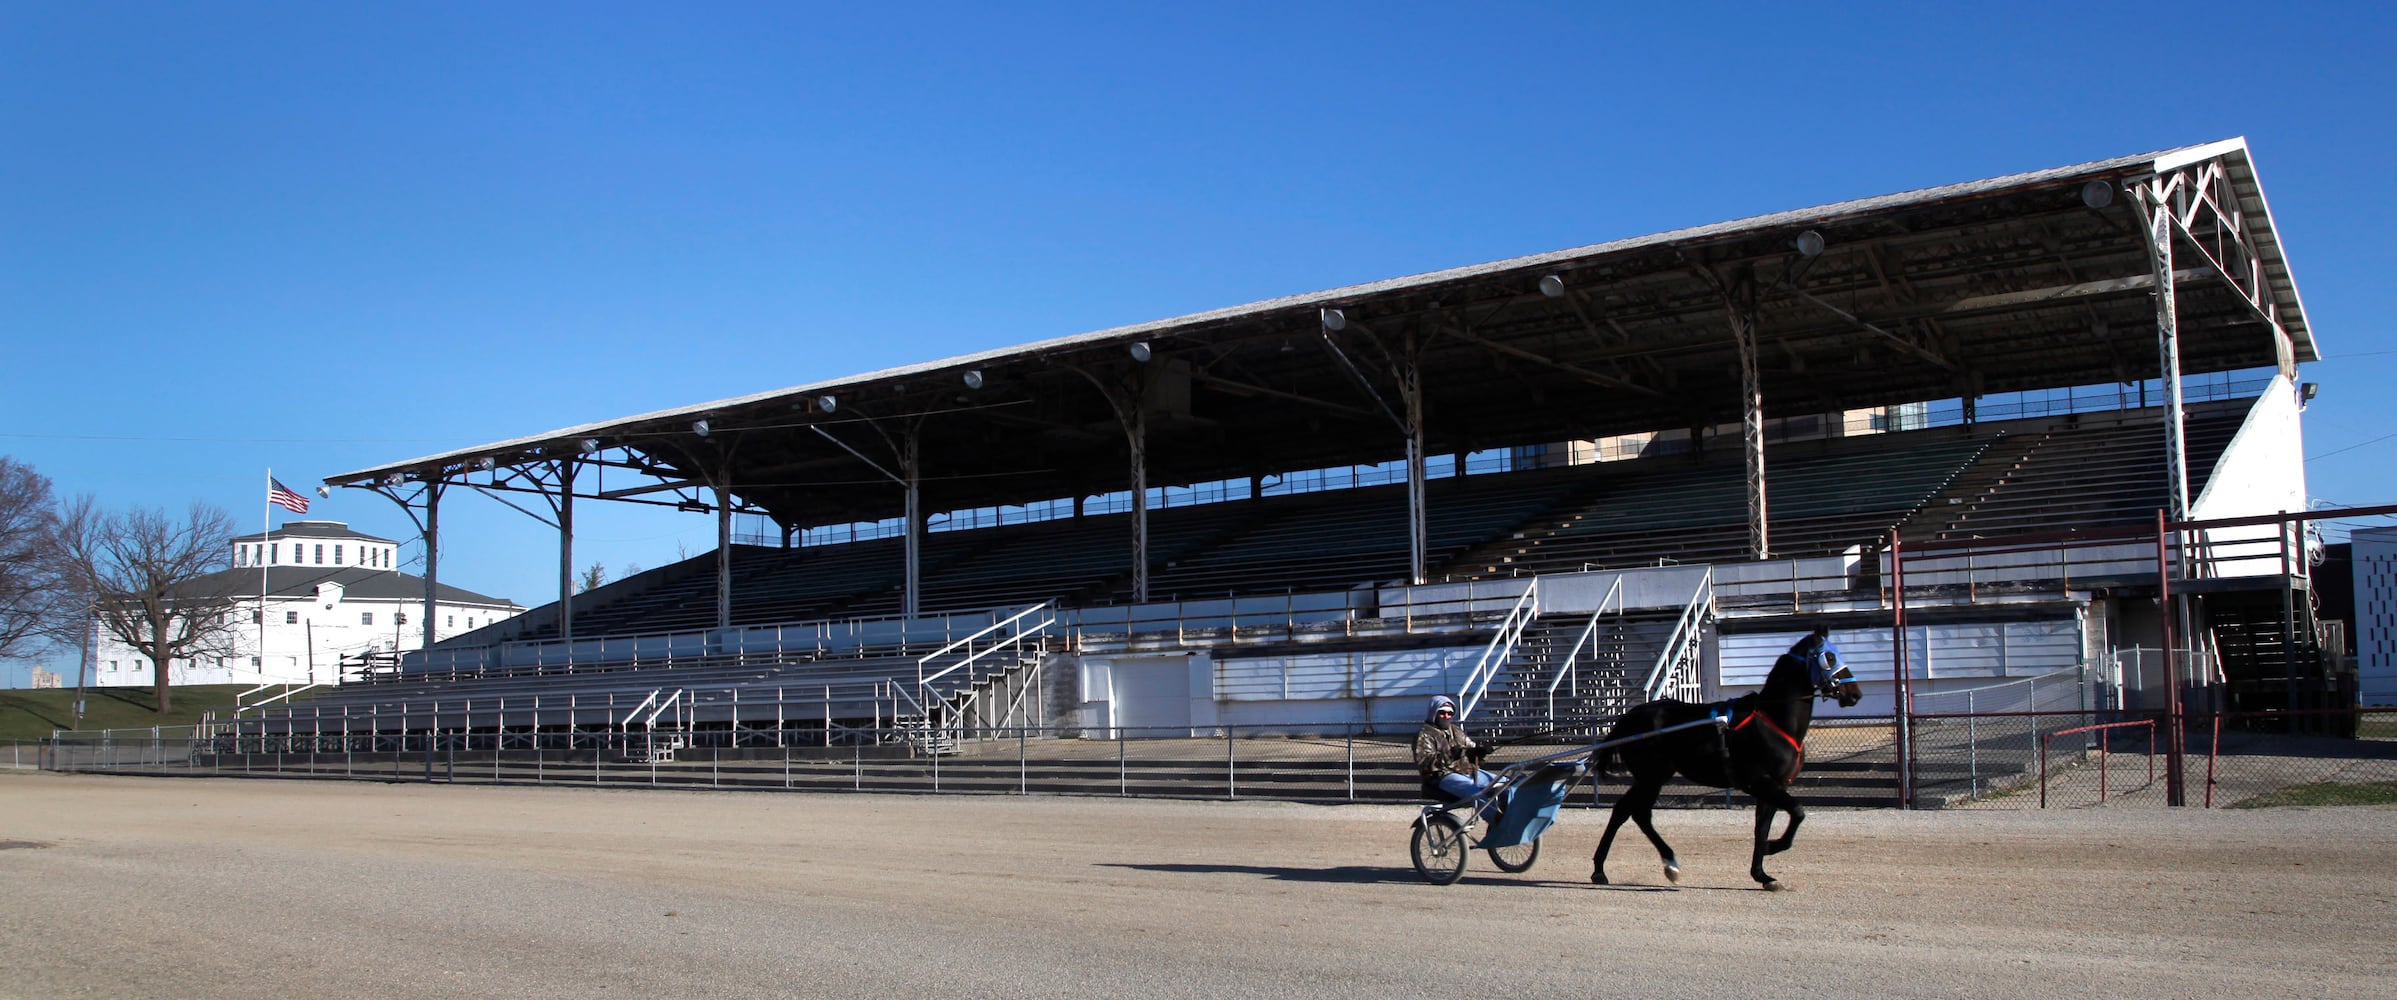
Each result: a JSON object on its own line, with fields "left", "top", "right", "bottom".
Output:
{"left": 692, "top": 419, "right": 711, "bottom": 438}
{"left": 1538, "top": 275, "right": 1565, "bottom": 298}
{"left": 1128, "top": 341, "right": 1152, "bottom": 362}
{"left": 1320, "top": 307, "right": 1346, "bottom": 332}
{"left": 578, "top": 438, "right": 601, "bottom": 454}
{"left": 815, "top": 395, "right": 838, "bottom": 413}
{"left": 962, "top": 370, "right": 984, "bottom": 390}
{"left": 1794, "top": 230, "right": 1826, "bottom": 257}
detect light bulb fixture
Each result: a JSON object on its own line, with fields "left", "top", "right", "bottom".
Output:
{"left": 1128, "top": 341, "right": 1152, "bottom": 362}
{"left": 383, "top": 472, "right": 406, "bottom": 486}
{"left": 314, "top": 485, "right": 331, "bottom": 498}
{"left": 692, "top": 419, "right": 711, "bottom": 438}
{"left": 815, "top": 395, "right": 838, "bottom": 413}
{"left": 578, "top": 438, "right": 601, "bottom": 454}
{"left": 475, "top": 456, "right": 497, "bottom": 471}
{"left": 2080, "top": 179, "right": 2115, "bottom": 209}
{"left": 1794, "top": 230, "right": 1826, "bottom": 257}
{"left": 1538, "top": 274, "right": 1565, "bottom": 299}
{"left": 1320, "top": 307, "right": 1347, "bottom": 332}
{"left": 962, "top": 370, "right": 984, "bottom": 390}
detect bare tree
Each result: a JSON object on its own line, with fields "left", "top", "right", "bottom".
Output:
{"left": 50, "top": 497, "right": 242, "bottom": 713}
{"left": 0, "top": 456, "right": 70, "bottom": 659}
{"left": 577, "top": 561, "right": 607, "bottom": 594}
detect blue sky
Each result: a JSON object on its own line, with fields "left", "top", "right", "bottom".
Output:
{"left": 4, "top": 3, "right": 2394, "bottom": 685}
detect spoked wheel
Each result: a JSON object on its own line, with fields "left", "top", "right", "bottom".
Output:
{"left": 1487, "top": 836, "right": 1540, "bottom": 873}
{"left": 1411, "top": 813, "right": 1469, "bottom": 885}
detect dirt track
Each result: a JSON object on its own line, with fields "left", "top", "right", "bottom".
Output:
{"left": 2, "top": 771, "right": 2392, "bottom": 999}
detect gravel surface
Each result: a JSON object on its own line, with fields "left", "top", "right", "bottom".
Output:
{"left": 3, "top": 770, "right": 2392, "bottom": 999}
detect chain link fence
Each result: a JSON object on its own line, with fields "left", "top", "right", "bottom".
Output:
{"left": 35, "top": 710, "right": 2397, "bottom": 811}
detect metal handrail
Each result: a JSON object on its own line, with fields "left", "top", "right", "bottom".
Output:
{"left": 1545, "top": 578, "right": 1623, "bottom": 720}
{"left": 1641, "top": 568, "right": 1713, "bottom": 702}
{"left": 917, "top": 600, "right": 1055, "bottom": 691}
{"left": 235, "top": 682, "right": 324, "bottom": 718}
{"left": 1548, "top": 578, "right": 1623, "bottom": 699}
{"left": 1457, "top": 581, "right": 1538, "bottom": 720}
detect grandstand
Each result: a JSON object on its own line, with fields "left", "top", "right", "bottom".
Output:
{"left": 228, "top": 138, "right": 2325, "bottom": 760}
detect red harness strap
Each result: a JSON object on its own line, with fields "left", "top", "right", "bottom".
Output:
{"left": 1730, "top": 710, "right": 1805, "bottom": 784}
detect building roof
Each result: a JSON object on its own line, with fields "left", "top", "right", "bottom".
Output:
{"left": 327, "top": 138, "right": 2315, "bottom": 532}
{"left": 231, "top": 520, "right": 399, "bottom": 545}
{"left": 196, "top": 566, "right": 520, "bottom": 608}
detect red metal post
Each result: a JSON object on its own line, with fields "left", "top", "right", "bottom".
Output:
{"left": 2156, "top": 509, "right": 2185, "bottom": 806}
{"left": 1891, "top": 531, "right": 1913, "bottom": 809}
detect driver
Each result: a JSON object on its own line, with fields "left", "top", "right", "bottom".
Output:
{"left": 1413, "top": 695, "right": 1497, "bottom": 804}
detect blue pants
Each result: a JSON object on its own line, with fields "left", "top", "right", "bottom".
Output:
{"left": 1439, "top": 770, "right": 1500, "bottom": 819}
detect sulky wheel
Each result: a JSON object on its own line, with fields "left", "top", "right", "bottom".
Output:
{"left": 1487, "top": 836, "right": 1540, "bottom": 873}
{"left": 1411, "top": 813, "right": 1469, "bottom": 885}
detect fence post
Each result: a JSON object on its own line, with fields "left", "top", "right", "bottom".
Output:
{"left": 1226, "top": 725, "right": 1237, "bottom": 799}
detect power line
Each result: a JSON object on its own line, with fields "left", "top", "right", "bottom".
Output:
{"left": 2308, "top": 431, "right": 2397, "bottom": 463}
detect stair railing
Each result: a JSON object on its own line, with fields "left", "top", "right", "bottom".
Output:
{"left": 1547, "top": 577, "right": 1624, "bottom": 721}
{"left": 917, "top": 600, "right": 1056, "bottom": 744}
{"left": 1457, "top": 580, "right": 1538, "bottom": 721}
{"left": 234, "top": 681, "right": 324, "bottom": 718}
{"left": 1641, "top": 568, "right": 1714, "bottom": 703}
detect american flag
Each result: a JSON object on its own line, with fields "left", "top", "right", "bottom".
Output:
{"left": 268, "top": 477, "right": 311, "bottom": 514}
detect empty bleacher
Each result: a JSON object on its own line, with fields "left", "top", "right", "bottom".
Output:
{"left": 476, "top": 401, "right": 2259, "bottom": 650}
{"left": 1891, "top": 406, "right": 2245, "bottom": 540}
{"left": 1445, "top": 433, "right": 1994, "bottom": 578}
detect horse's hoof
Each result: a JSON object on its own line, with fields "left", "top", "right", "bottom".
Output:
{"left": 1759, "top": 878, "right": 1785, "bottom": 892}
{"left": 1664, "top": 863, "right": 1681, "bottom": 884}
{"left": 1590, "top": 870, "right": 1609, "bottom": 885}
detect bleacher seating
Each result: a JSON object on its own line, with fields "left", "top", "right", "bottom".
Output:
{"left": 478, "top": 401, "right": 2259, "bottom": 645}
{"left": 1892, "top": 405, "right": 2243, "bottom": 540}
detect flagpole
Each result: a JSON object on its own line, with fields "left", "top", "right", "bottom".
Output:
{"left": 261, "top": 468, "right": 271, "bottom": 683}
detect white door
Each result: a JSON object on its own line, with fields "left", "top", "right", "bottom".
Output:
{"left": 1109, "top": 656, "right": 1192, "bottom": 737}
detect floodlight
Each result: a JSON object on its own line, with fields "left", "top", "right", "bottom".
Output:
{"left": 2301, "top": 382, "right": 2320, "bottom": 405}
{"left": 475, "top": 456, "right": 497, "bottom": 471}
{"left": 816, "top": 395, "right": 838, "bottom": 413}
{"left": 1794, "top": 230, "right": 1825, "bottom": 257}
{"left": 1320, "top": 307, "right": 1346, "bottom": 332}
{"left": 1538, "top": 275, "right": 1565, "bottom": 299}
{"left": 383, "top": 472, "right": 406, "bottom": 486}
{"left": 692, "top": 419, "right": 711, "bottom": 438}
{"left": 1128, "top": 342, "right": 1152, "bottom": 362}
{"left": 2080, "top": 180, "right": 2115, "bottom": 209}
{"left": 962, "top": 370, "right": 984, "bottom": 390}
{"left": 578, "top": 438, "right": 601, "bottom": 454}
{"left": 315, "top": 485, "right": 331, "bottom": 498}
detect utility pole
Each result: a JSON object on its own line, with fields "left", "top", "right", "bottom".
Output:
{"left": 72, "top": 603, "right": 92, "bottom": 728}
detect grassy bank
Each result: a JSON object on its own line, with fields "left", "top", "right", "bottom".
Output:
{"left": 0, "top": 684, "right": 252, "bottom": 740}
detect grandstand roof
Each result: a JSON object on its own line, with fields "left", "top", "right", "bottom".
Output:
{"left": 330, "top": 138, "right": 2314, "bottom": 532}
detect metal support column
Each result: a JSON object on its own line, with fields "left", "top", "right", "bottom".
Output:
{"left": 716, "top": 483, "right": 733, "bottom": 630}
{"left": 2138, "top": 181, "right": 2192, "bottom": 522}
{"left": 1129, "top": 401, "right": 1149, "bottom": 604}
{"left": 1730, "top": 289, "right": 1770, "bottom": 559}
{"left": 1401, "top": 349, "right": 1427, "bottom": 585}
{"left": 421, "top": 482, "right": 443, "bottom": 651}
{"left": 903, "top": 432, "right": 922, "bottom": 618}
{"left": 557, "top": 461, "right": 575, "bottom": 644}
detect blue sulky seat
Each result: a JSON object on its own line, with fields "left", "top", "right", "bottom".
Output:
{"left": 1477, "top": 762, "right": 1577, "bottom": 849}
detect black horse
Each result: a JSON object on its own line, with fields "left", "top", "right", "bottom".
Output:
{"left": 1589, "top": 627, "right": 1861, "bottom": 890}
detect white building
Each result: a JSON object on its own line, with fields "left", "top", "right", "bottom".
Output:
{"left": 86, "top": 520, "right": 524, "bottom": 688}
{"left": 2354, "top": 526, "right": 2397, "bottom": 707}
